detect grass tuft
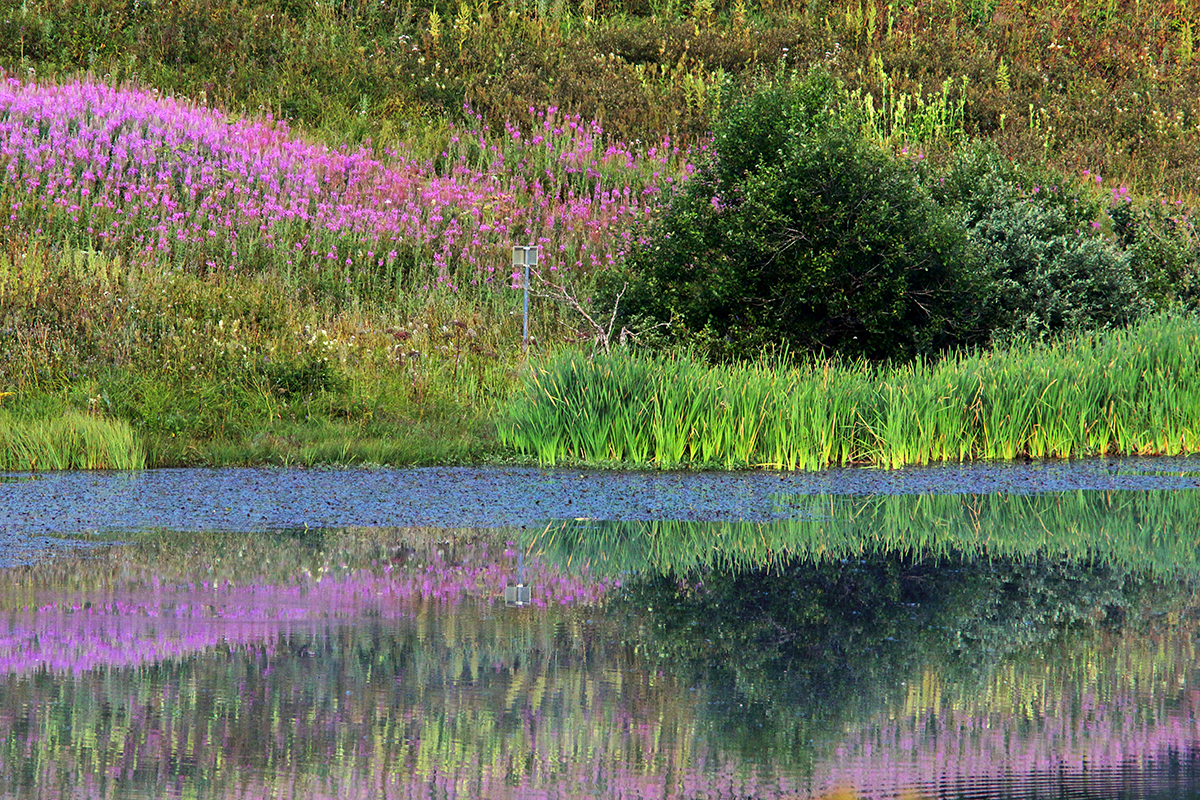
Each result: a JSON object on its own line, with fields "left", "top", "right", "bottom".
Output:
{"left": 0, "top": 409, "right": 146, "bottom": 470}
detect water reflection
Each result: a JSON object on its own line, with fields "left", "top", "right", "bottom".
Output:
{"left": 0, "top": 529, "right": 609, "bottom": 675}
{"left": 1, "top": 491, "right": 1200, "bottom": 798}
{"left": 536, "top": 490, "right": 1200, "bottom": 576}
{"left": 618, "top": 553, "right": 1200, "bottom": 787}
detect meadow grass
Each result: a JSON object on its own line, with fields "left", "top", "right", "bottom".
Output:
{"left": 502, "top": 313, "right": 1200, "bottom": 470}
{"left": 0, "top": 244, "right": 526, "bottom": 467}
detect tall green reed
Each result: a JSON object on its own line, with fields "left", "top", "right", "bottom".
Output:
{"left": 0, "top": 409, "right": 146, "bottom": 470}
{"left": 501, "top": 314, "right": 1200, "bottom": 470}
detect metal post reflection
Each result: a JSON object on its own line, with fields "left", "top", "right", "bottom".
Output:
{"left": 504, "top": 538, "right": 531, "bottom": 607}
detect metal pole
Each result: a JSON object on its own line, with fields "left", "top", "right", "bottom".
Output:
{"left": 514, "top": 245, "right": 538, "bottom": 352}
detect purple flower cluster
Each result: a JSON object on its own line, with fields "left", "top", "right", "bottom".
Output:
{"left": 0, "top": 79, "right": 694, "bottom": 289}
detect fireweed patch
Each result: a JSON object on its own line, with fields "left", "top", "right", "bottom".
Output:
{"left": 0, "top": 79, "right": 694, "bottom": 298}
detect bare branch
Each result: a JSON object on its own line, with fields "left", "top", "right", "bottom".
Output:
{"left": 526, "top": 270, "right": 663, "bottom": 354}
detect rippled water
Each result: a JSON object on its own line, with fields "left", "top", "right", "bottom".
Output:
{"left": 3, "top": 460, "right": 1200, "bottom": 799}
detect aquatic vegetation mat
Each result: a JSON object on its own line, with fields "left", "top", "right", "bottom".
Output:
{"left": 4, "top": 458, "right": 1200, "bottom": 542}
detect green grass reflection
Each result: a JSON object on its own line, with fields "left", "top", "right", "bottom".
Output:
{"left": 533, "top": 489, "right": 1200, "bottom": 578}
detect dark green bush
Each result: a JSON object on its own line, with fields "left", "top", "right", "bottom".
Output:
{"left": 1110, "top": 199, "right": 1200, "bottom": 312}
{"left": 935, "top": 145, "right": 1148, "bottom": 341}
{"left": 599, "top": 69, "right": 982, "bottom": 363}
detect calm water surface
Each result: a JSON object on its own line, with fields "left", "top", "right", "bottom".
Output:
{"left": 3, "top": 461, "right": 1200, "bottom": 799}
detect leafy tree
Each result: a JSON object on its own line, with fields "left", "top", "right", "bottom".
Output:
{"left": 599, "top": 69, "right": 983, "bottom": 362}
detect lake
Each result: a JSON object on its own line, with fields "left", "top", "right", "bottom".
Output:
{"left": 3, "top": 458, "right": 1200, "bottom": 799}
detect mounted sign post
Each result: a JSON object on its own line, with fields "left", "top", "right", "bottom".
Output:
{"left": 512, "top": 245, "right": 538, "bottom": 350}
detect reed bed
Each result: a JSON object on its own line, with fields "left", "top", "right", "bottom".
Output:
{"left": 502, "top": 314, "right": 1200, "bottom": 470}
{"left": 0, "top": 409, "right": 146, "bottom": 470}
{"left": 532, "top": 490, "right": 1200, "bottom": 578}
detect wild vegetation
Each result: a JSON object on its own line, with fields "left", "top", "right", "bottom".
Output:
{"left": 503, "top": 314, "right": 1200, "bottom": 468}
{"left": 2, "top": 0, "right": 1200, "bottom": 468}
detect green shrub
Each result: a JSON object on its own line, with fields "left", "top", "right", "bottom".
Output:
{"left": 599, "top": 69, "right": 981, "bottom": 363}
{"left": 1110, "top": 199, "right": 1200, "bottom": 312}
{"left": 935, "top": 144, "right": 1148, "bottom": 341}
